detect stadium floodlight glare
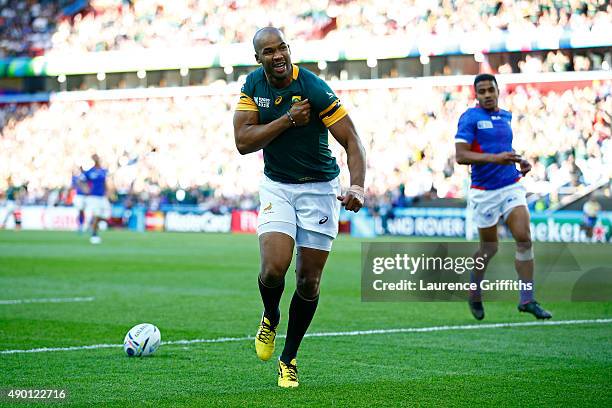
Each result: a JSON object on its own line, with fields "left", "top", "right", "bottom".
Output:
{"left": 97, "top": 72, "right": 106, "bottom": 81}
{"left": 318, "top": 60, "right": 328, "bottom": 70}
{"left": 420, "top": 55, "right": 430, "bottom": 65}
{"left": 57, "top": 74, "right": 66, "bottom": 83}
{"left": 224, "top": 65, "right": 234, "bottom": 75}
{"left": 366, "top": 57, "right": 377, "bottom": 68}
{"left": 176, "top": 189, "right": 186, "bottom": 202}
{"left": 137, "top": 70, "right": 146, "bottom": 79}
{"left": 179, "top": 67, "right": 189, "bottom": 77}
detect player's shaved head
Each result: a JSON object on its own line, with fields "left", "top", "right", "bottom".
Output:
{"left": 252, "top": 27, "right": 285, "bottom": 53}
{"left": 252, "top": 27, "right": 293, "bottom": 87}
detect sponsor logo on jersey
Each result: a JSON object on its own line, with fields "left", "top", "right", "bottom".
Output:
{"left": 263, "top": 202, "right": 273, "bottom": 214}
{"left": 319, "top": 216, "right": 329, "bottom": 224}
{"left": 254, "top": 97, "right": 271, "bottom": 108}
{"left": 274, "top": 96, "right": 282, "bottom": 105}
{"left": 477, "top": 120, "right": 494, "bottom": 129}
{"left": 291, "top": 95, "right": 302, "bottom": 104}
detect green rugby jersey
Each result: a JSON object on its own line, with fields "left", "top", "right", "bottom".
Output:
{"left": 236, "top": 65, "right": 346, "bottom": 183}
{"left": 6, "top": 185, "right": 24, "bottom": 200}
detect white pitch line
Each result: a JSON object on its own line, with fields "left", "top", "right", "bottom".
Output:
{"left": 301, "top": 318, "right": 612, "bottom": 338}
{"left": 0, "top": 297, "right": 95, "bottom": 305}
{"left": 1, "top": 318, "right": 610, "bottom": 355}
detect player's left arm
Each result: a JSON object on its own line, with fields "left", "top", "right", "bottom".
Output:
{"left": 311, "top": 77, "right": 366, "bottom": 212}
{"left": 510, "top": 113, "right": 530, "bottom": 176}
{"left": 329, "top": 115, "right": 366, "bottom": 213}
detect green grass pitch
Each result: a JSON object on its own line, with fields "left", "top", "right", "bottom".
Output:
{"left": 0, "top": 230, "right": 611, "bottom": 407}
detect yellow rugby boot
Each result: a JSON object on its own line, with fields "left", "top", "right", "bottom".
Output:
{"left": 277, "top": 358, "right": 299, "bottom": 388}
{"left": 255, "top": 315, "right": 277, "bottom": 361}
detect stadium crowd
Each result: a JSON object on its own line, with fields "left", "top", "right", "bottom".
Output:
{"left": 1, "top": 0, "right": 610, "bottom": 57}
{"left": 496, "top": 50, "right": 608, "bottom": 74}
{"left": 1, "top": 80, "right": 610, "bottom": 210}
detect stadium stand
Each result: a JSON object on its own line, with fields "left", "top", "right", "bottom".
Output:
{"left": 1, "top": 0, "right": 610, "bottom": 56}
{"left": 1, "top": 78, "right": 609, "bottom": 210}
{"left": 0, "top": 1, "right": 610, "bottom": 218}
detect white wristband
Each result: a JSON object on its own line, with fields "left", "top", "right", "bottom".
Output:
{"left": 348, "top": 185, "right": 365, "bottom": 202}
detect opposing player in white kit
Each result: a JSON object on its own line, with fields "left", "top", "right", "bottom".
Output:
{"left": 455, "top": 74, "right": 552, "bottom": 321}
{"left": 234, "top": 27, "right": 366, "bottom": 388}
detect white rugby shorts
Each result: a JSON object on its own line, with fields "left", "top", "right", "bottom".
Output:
{"left": 257, "top": 176, "right": 341, "bottom": 250}
{"left": 468, "top": 182, "right": 527, "bottom": 229}
{"left": 4, "top": 200, "right": 16, "bottom": 212}
{"left": 85, "top": 196, "right": 111, "bottom": 218}
{"left": 73, "top": 194, "right": 86, "bottom": 211}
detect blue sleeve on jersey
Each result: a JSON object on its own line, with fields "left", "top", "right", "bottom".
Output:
{"left": 455, "top": 110, "right": 475, "bottom": 144}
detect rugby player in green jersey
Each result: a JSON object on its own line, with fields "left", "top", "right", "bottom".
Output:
{"left": 234, "top": 27, "right": 366, "bottom": 388}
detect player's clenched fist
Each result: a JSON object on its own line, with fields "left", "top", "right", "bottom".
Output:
{"left": 288, "top": 99, "right": 310, "bottom": 126}
{"left": 337, "top": 185, "right": 365, "bottom": 213}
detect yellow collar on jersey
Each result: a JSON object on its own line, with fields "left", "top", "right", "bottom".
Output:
{"left": 292, "top": 64, "right": 299, "bottom": 80}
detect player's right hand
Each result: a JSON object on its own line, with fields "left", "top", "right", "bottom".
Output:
{"left": 492, "top": 151, "right": 522, "bottom": 165}
{"left": 289, "top": 99, "right": 310, "bottom": 126}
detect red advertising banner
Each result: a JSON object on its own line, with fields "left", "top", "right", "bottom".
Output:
{"left": 231, "top": 210, "right": 258, "bottom": 233}
{"left": 145, "top": 211, "right": 165, "bottom": 231}
{"left": 338, "top": 220, "right": 351, "bottom": 234}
